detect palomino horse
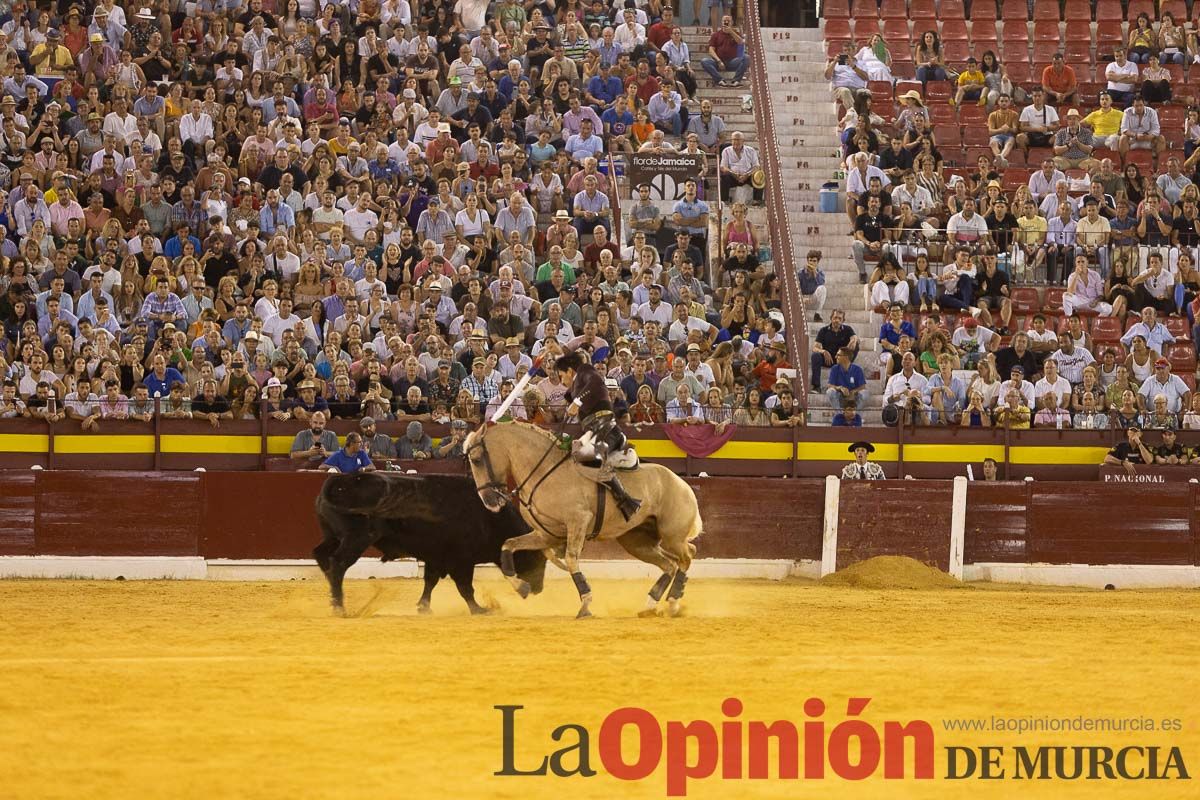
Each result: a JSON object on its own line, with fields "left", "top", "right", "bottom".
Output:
{"left": 464, "top": 420, "right": 703, "bottom": 618}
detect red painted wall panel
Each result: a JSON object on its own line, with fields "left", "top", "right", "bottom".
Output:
{"left": 837, "top": 481, "right": 954, "bottom": 571}
{"left": 1028, "top": 483, "right": 1194, "bottom": 565}
{"left": 964, "top": 483, "right": 1029, "bottom": 563}
{"left": 200, "top": 472, "right": 328, "bottom": 559}
{"left": 34, "top": 472, "right": 201, "bottom": 556}
{"left": 0, "top": 472, "right": 36, "bottom": 556}
{"left": 687, "top": 477, "right": 824, "bottom": 560}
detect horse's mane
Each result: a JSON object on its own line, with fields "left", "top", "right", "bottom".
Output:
{"left": 493, "top": 419, "right": 563, "bottom": 447}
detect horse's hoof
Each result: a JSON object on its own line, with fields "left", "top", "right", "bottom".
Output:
{"left": 471, "top": 606, "right": 492, "bottom": 616}
{"left": 331, "top": 604, "right": 347, "bottom": 618}
{"left": 576, "top": 607, "right": 594, "bottom": 619}
{"left": 637, "top": 608, "right": 660, "bottom": 618}
{"left": 416, "top": 603, "right": 432, "bottom": 615}
{"left": 668, "top": 600, "right": 684, "bottom": 617}
{"left": 514, "top": 579, "right": 531, "bottom": 599}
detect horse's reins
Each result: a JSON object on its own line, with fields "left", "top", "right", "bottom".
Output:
{"left": 469, "top": 421, "right": 573, "bottom": 537}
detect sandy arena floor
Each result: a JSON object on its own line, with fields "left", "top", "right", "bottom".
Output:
{"left": 0, "top": 576, "right": 1195, "bottom": 800}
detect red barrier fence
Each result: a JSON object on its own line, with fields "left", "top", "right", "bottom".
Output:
{"left": 1, "top": 472, "right": 1197, "bottom": 567}
{"left": 0, "top": 472, "right": 824, "bottom": 562}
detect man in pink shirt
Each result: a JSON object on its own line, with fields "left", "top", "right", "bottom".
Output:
{"left": 48, "top": 185, "right": 84, "bottom": 237}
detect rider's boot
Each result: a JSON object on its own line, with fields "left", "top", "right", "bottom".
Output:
{"left": 604, "top": 474, "right": 642, "bottom": 520}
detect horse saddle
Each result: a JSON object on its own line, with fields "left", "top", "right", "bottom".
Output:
{"left": 571, "top": 440, "right": 640, "bottom": 471}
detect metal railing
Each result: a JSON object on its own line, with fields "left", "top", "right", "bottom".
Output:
{"left": 607, "top": 152, "right": 623, "bottom": 243}
{"left": 744, "top": 0, "right": 811, "bottom": 407}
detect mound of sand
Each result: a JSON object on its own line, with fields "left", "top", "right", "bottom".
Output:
{"left": 820, "top": 556, "right": 965, "bottom": 590}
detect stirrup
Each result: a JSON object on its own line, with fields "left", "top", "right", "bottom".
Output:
{"left": 605, "top": 479, "right": 642, "bottom": 520}
{"left": 616, "top": 495, "right": 642, "bottom": 520}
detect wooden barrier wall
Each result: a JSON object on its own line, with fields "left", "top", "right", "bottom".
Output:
{"left": 0, "top": 472, "right": 1197, "bottom": 567}
{"left": 0, "top": 472, "right": 824, "bottom": 563}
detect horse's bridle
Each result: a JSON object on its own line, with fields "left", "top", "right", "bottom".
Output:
{"left": 465, "top": 429, "right": 509, "bottom": 500}
{"left": 467, "top": 425, "right": 571, "bottom": 530}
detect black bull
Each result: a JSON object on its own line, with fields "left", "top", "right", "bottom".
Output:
{"left": 313, "top": 472, "right": 548, "bottom": 614}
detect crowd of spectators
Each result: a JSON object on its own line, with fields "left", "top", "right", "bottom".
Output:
{"left": 829, "top": 21, "right": 1200, "bottom": 310}
{"left": 0, "top": 0, "right": 793, "bottom": 453}
{"left": 808, "top": 287, "right": 1200, "bottom": 429}
{"left": 805, "top": 5, "right": 1200, "bottom": 429}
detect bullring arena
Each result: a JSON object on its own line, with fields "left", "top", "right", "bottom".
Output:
{"left": 4, "top": 469, "right": 1198, "bottom": 798}
{"left": 1, "top": 0, "right": 1199, "bottom": 796}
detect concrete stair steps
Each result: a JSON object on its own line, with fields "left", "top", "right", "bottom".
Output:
{"left": 763, "top": 27, "right": 827, "bottom": 44}
{"left": 764, "top": 36, "right": 871, "bottom": 428}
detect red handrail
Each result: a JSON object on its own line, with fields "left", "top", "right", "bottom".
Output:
{"left": 743, "top": 0, "right": 810, "bottom": 408}
{"left": 607, "top": 152, "right": 622, "bottom": 244}
{"left": 712, "top": 139, "right": 724, "bottom": 279}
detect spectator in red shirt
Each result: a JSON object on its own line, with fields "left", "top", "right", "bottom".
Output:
{"left": 753, "top": 341, "right": 792, "bottom": 393}
{"left": 626, "top": 59, "right": 661, "bottom": 106}
{"left": 646, "top": 5, "right": 677, "bottom": 52}
{"left": 303, "top": 86, "right": 339, "bottom": 138}
{"left": 701, "top": 15, "right": 747, "bottom": 87}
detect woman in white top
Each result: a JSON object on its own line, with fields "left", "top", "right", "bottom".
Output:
{"left": 381, "top": 0, "right": 413, "bottom": 28}
{"left": 560, "top": 233, "right": 584, "bottom": 274}
{"left": 967, "top": 356, "right": 1002, "bottom": 410}
{"left": 112, "top": 50, "right": 145, "bottom": 93}
{"left": 242, "top": 73, "right": 270, "bottom": 110}
{"left": 302, "top": 302, "right": 331, "bottom": 351}
{"left": 278, "top": 0, "right": 304, "bottom": 37}
{"left": 854, "top": 34, "right": 893, "bottom": 83}
{"left": 254, "top": 280, "right": 282, "bottom": 321}
{"left": 1125, "top": 334, "right": 1157, "bottom": 383}
{"left": 201, "top": 184, "right": 230, "bottom": 224}
{"left": 454, "top": 191, "right": 492, "bottom": 240}
{"left": 363, "top": 283, "right": 390, "bottom": 330}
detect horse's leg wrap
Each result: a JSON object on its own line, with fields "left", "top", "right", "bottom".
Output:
{"left": 500, "top": 547, "right": 516, "bottom": 577}
{"left": 571, "top": 571, "right": 591, "bottom": 599}
{"left": 667, "top": 570, "right": 688, "bottom": 600}
{"left": 648, "top": 571, "right": 673, "bottom": 602}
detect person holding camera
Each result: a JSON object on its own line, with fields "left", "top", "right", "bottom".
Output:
{"left": 825, "top": 44, "right": 869, "bottom": 111}
{"left": 883, "top": 351, "right": 929, "bottom": 426}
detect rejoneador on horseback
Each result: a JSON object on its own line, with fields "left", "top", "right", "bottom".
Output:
{"left": 463, "top": 418, "right": 703, "bottom": 619}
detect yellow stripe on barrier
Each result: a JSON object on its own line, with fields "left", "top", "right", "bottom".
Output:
{"left": 706, "top": 440, "right": 794, "bottom": 460}
{"left": 627, "top": 438, "right": 686, "bottom": 458}
{"left": 901, "top": 444, "right": 1006, "bottom": 463}
{"left": 1010, "top": 446, "right": 1110, "bottom": 465}
{"left": 0, "top": 433, "right": 49, "bottom": 453}
{"left": 53, "top": 435, "right": 155, "bottom": 454}
{"left": 796, "top": 442, "right": 900, "bottom": 462}
{"left": 160, "top": 435, "right": 263, "bottom": 455}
